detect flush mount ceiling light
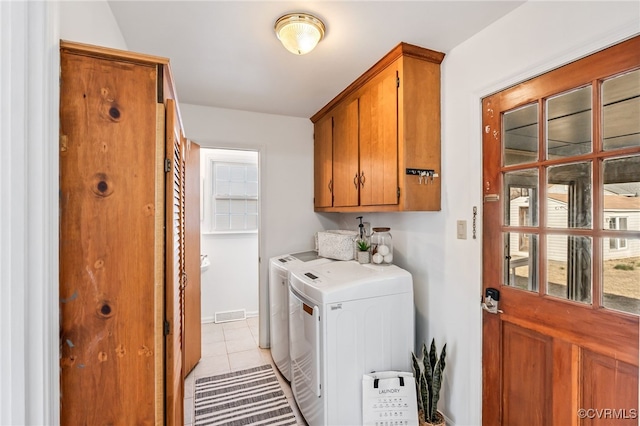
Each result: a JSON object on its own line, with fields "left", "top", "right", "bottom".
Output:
{"left": 274, "top": 13, "right": 325, "bottom": 55}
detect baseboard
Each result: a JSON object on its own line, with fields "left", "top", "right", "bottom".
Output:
{"left": 201, "top": 310, "right": 258, "bottom": 324}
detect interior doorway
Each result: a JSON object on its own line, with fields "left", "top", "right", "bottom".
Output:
{"left": 199, "top": 148, "right": 261, "bottom": 325}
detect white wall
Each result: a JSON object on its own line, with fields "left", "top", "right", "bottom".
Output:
{"left": 336, "top": 2, "right": 639, "bottom": 425}
{"left": 1, "top": 1, "right": 126, "bottom": 424}
{"left": 59, "top": 1, "right": 127, "bottom": 49}
{"left": 179, "top": 104, "right": 341, "bottom": 344}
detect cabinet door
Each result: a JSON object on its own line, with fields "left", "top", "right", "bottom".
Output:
{"left": 183, "top": 140, "right": 201, "bottom": 376}
{"left": 359, "top": 65, "right": 398, "bottom": 206}
{"left": 314, "top": 114, "right": 333, "bottom": 208}
{"left": 332, "top": 98, "right": 360, "bottom": 207}
{"left": 165, "top": 98, "right": 185, "bottom": 426}
{"left": 59, "top": 50, "right": 161, "bottom": 424}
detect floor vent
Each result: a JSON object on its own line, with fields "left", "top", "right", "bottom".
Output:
{"left": 214, "top": 309, "right": 246, "bottom": 323}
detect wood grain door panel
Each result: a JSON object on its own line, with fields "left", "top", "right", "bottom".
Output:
{"left": 332, "top": 99, "right": 359, "bottom": 207}
{"left": 314, "top": 115, "right": 333, "bottom": 208}
{"left": 59, "top": 50, "right": 160, "bottom": 425}
{"left": 501, "top": 322, "right": 552, "bottom": 426}
{"left": 581, "top": 350, "right": 639, "bottom": 425}
{"left": 183, "top": 141, "right": 201, "bottom": 376}
{"left": 359, "top": 65, "right": 398, "bottom": 206}
{"left": 165, "top": 98, "right": 184, "bottom": 426}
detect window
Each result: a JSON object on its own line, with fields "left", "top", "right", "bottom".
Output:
{"left": 496, "top": 66, "right": 640, "bottom": 314}
{"left": 201, "top": 148, "right": 259, "bottom": 233}
{"left": 608, "top": 216, "right": 628, "bottom": 249}
{"left": 212, "top": 162, "right": 258, "bottom": 231}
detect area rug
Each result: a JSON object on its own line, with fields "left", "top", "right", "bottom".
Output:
{"left": 194, "top": 364, "right": 298, "bottom": 426}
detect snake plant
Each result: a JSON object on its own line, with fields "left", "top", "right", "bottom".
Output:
{"left": 411, "top": 339, "right": 447, "bottom": 423}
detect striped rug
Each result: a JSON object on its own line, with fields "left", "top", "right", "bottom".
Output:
{"left": 194, "top": 364, "right": 298, "bottom": 426}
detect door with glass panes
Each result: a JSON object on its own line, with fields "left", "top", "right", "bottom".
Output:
{"left": 482, "top": 36, "right": 639, "bottom": 425}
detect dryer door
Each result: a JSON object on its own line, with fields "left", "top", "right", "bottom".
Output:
{"left": 289, "top": 285, "right": 323, "bottom": 425}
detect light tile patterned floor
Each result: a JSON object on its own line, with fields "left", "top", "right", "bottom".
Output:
{"left": 184, "top": 317, "right": 307, "bottom": 425}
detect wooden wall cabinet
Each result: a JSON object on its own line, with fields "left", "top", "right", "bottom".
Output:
{"left": 311, "top": 42, "right": 445, "bottom": 212}
{"left": 59, "top": 41, "right": 200, "bottom": 425}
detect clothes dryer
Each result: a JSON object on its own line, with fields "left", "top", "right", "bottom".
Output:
{"left": 268, "top": 250, "right": 334, "bottom": 381}
{"left": 288, "top": 261, "right": 414, "bottom": 426}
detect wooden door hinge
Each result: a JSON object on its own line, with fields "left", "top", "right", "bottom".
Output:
{"left": 164, "top": 320, "right": 170, "bottom": 336}
{"left": 397, "top": 187, "right": 401, "bottom": 198}
{"left": 164, "top": 158, "right": 171, "bottom": 173}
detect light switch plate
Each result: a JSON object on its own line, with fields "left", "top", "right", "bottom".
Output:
{"left": 457, "top": 220, "right": 467, "bottom": 240}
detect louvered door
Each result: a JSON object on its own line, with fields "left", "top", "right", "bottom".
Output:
{"left": 165, "top": 98, "right": 185, "bottom": 425}
{"left": 184, "top": 141, "right": 202, "bottom": 376}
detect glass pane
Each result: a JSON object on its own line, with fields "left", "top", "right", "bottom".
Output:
{"left": 230, "top": 214, "right": 245, "bottom": 230}
{"left": 547, "top": 162, "right": 592, "bottom": 228}
{"left": 246, "top": 213, "right": 258, "bottom": 229}
{"left": 215, "top": 214, "right": 230, "bottom": 230}
{"left": 603, "top": 69, "right": 640, "bottom": 151}
{"left": 547, "top": 86, "right": 592, "bottom": 159}
{"left": 504, "top": 169, "right": 539, "bottom": 227}
{"left": 230, "top": 199, "right": 245, "bottom": 214}
{"left": 504, "top": 104, "right": 538, "bottom": 166}
{"left": 230, "top": 165, "right": 246, "bottom": 182}
{"left": 547, "top": 234, "right": 592, "bottom": 304}
{"left": 603, "top": 156, "right": 640, "bottom": 232}
{"left": 504, "top": 232, "right": 538, "bottom": 292}
{"left": 247, "top": 199, "right": 258, "bottom": 214}
{"left": 215, "top": 199, "right": 230, "bottom": 214}
{"left": 602, "top": 237, "right": 640, "bottom": 315}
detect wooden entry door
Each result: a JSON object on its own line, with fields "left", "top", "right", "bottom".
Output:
{"left": 482, "top": 36, "right": 640, "bottom": 425}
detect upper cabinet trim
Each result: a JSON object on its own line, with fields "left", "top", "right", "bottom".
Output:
{"left": 310, "top": 42, "right": 445, "bottom": 123}
{"left": 60, "top": 40, "right": 170, "bottom": 66}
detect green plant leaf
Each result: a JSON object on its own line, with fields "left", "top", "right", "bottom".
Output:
{"left": 429, "top": 339, "right": 437, "bottom": 372}
{"left": 411, "top": 351, "right": 423, "bottom": 411}
{"left": 413, "top": 340, "right": 447, "bottom": 422}
{"left": 429, "top": 343, "right": 447, "bottom": 422}
{"left": 420, "top": 370, "right": 430, "bottom": 420}
{"left": 424, "top": 341, "right": 434, "bottom": 418}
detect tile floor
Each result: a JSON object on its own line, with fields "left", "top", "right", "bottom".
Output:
{"left": 184, "top": 317, "right": 307, "bottom": 425}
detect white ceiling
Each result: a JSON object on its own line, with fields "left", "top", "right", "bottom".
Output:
{"left": 108, "top": 1, "right": 525, "bottom": 118}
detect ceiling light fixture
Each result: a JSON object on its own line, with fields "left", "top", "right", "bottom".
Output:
{"left": 274, "top": 13, "right": 325, "bottom": 55}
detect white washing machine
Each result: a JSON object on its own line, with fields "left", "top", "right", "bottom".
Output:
{"left": 288, "top": 261, "right": 414, "bottom": 426}
{"left": 269, "top": 250, "right": 335, "bottom": 381}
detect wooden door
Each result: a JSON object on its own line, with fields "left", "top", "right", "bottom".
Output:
{"left": 482, "top": 36, "right": 640, "bottom": 425}
{"left": 332, "top": 98, "right": 360, "bottom": 207}
{"left": 165, "top": 98, "right": 185, "bottom": 425}
{"left": 59, "top": 48, "right": 162, "bottom": 424}
{"left": 359, "top": 64, "right": 398, "bottom": 206}
{"left": 183, "top": 140, "right": 201, "bottom": 376}
{"left": 314, "top": 114, "right": 334, "bottom": 208}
